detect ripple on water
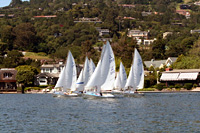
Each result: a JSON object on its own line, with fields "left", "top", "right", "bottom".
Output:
{"left": 0, "top": 93, "right": 200, "bottom": 132}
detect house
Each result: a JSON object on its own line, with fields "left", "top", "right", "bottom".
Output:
{"left": 194, "top": 1, "right": 200, "bottom": 6}
{"left": 33, "top": 15, "right": 57, "bottom": 18}
{"left": 141, "top": 11, "right": 152, "bottom": 16}
{"left": 165, "top": 57, "right": 178, "bottom": 67}
{"left": 176, "top": 10, "right": 190, "bottom": 19}
{"left": 144, "top": 59, "right": 166, "bottom": 69}
{"left": 127, "top": 29, "right": 149, "bottom": 39}
{"left": 36, "top": 62, "right": 82, "bottom": 86}
{"left": 118, "top": 4, "right": 135, "bottom": 8}
{"left": 96, "top": 27, "right": 110, "bottom": 36}
{"left": 180, "top": 4, "right": 191, "bottom": 9}
{"left": 190, "top": 29, "right": 200, "bottom": 34}
{"left": 0, "top": 14, "right": 5, "bottom": 18}
{"left": 74, "top": 17, "right": 102, "bottom": 23}
{"left": 143, "top": 38, "right": 156, "bottom": 46}
{"left": 36, "top": 62, "right": 64, "bottom": 86}
{"left": 163, "top": 32, "right": 173, "bottom": 39}
{"left": 160, "top": 69, "right": 200, "bottom": 87}
{"left": 0, "top": 68, "right": 17, "bottom": 92}
{"left": 144, "top": 57, "right": 177, "bottom": 69}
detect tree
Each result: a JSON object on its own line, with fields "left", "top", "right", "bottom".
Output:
{"left": 16, "top": 65, "right": 40, "bottom": 87}
{"left": 152, "top": 35, "right": 166, "bottom": 59}
{"left": 80, "top": 40, "right": 99, "bottom": 64}
{"left": 0, "top": 25, "right": 14, "bottom": 50}
{"left": 3, "top": 50, "right": 24, "bottom": 68}
{"left": 13, "top": 23, "right": 38, "bottom": 51}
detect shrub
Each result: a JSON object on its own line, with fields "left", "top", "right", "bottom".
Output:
{"left": 184, "top": 83, "right": 193, "bottom": 90}
{"left": 175, "top": 84, "right": 182, "bottom": 89}
{"left": 193, "top": 84, "right": 197, "bottom": 88}
{"left": 39, "top": 85, "right": 48, "bottom": 88}
{"left": 169, "top": 85, "right": 174, "bottom": 89}
{"left": 139, "top": 88, "right": 155, "bottom": 91}
{"left": 156, "top": 83, "right": 164, "bottom": 91}
{"left": 25, "top": 87, "right": 41, "bottom": 91}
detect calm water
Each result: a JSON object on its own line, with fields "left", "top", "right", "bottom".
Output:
{"left": 0, "top": 93, "right": 200, "bottom": 133}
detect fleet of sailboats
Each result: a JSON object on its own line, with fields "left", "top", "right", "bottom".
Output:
{"left": 53, "top": 41, "right": 144, "bottom": 98}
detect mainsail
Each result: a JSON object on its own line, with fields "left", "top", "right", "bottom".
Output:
{"left": 76, "top": 57, "right": 90, "bottom": 91}
{"left": 125, "top": 48, "right": 144, "bottom": 91}
{"left": 114, "top": 62, "right": 127, "bottom": 90}
{"left": 54, "top": 51, "right": 77, "bottom": 92}
{"left": 85, "top": 41, "right": 115, "bottom": 92}
{"left": 89, "top": 59, "right": 95, "bottom": 79}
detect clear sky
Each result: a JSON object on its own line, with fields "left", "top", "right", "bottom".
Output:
{"left": 0, "top": 0, "right": 29, "bottom": 8}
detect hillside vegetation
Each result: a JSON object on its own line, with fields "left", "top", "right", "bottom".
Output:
{"left": 0, "top": 0, "right": 200, "bottom": 69}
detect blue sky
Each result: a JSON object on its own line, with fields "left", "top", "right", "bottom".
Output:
{"left": 0, "top": 0, "right": 29, "bottom": 8}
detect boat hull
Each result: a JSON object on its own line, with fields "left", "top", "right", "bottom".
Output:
{"left": 52, "top": 91, "right": 79, "bottom": 97}
{"left": 123, "top": 91, "right": 144, "bottom": 97}
{"left": 83, "top": 92, "right": 115, "bottom": 99}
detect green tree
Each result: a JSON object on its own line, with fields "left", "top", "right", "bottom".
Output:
{"left": 13, "top": 23, "right": 38, "bottom": 51}
{"left": 16, "top": 65, "right": 40, "bottom": 86}
{"left": 3, "top": 50, "right": 24, "bottom": 68}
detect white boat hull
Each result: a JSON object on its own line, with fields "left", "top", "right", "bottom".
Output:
{"left": 52, "top": 91, "right": 79, "bottom": 97}
{"left": 123, "top": 91, "right": 144, "bottom": 97}
{"left": 83, "top": 92, "right": 115, "bottom": 99}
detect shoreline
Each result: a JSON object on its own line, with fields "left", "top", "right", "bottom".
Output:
{"left": 1, "top": 88, "right": 200, "bottom": 94}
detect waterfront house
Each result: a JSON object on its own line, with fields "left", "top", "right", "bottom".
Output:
{"left": 160, "top": 69, "right": 200, "bottom": 87}
{"left": 36, "top": 62, "right": 82, "bottom": 86}
{"left": 36, "top": 62, "right": 64, "bottom": 86}
{"left": 0, "top": 68, "right": 17, "bottom": 92}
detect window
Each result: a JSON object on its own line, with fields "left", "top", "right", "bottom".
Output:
{"left": 3, "top": 73, "right": 12, "bottom": 78}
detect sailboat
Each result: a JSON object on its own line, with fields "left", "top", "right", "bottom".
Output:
{"left": 124, "top": 48, "right": 144, "bottom": 96}
{"left": 112, "top": 62, "right": 127, "bottom": 93}
{"left": 53, "top": 51, "right": 78, "bottom": 97}
{"left": 76, "top": 57, "right": 90, "bottom": 93}
{"left": 89, "top": 58, "right": 95, "bottom": 79}
{"left": 83, "top": 41, "right": 115, "bottom": 98}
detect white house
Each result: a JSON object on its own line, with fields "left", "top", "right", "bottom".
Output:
{"left": 127, "top": 29, "right": 149, "bottom": 39}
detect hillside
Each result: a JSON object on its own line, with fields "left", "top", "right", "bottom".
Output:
{"left": 0, "top": 0, "right": 200, "bottom": 69}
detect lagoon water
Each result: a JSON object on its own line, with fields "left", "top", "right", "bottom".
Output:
{"left": 0, "top": 93, "right": 200, "bottom": 132}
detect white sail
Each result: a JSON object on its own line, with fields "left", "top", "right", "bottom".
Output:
{"left": 114, "top": 72, "right": 122, "bottom": 90}
{"left": 83, "top": 57, "right": 90, "bottom": 85}
{"left": 124, "top": 64, "right": 134, "bottom": 90}
{"left": 76, "top": 69, "right": 84, "bottom": 91}
{"left": 76, "top": 57, "right": 90, "bottom": 91}
{"left": 119, "top": 62, "right": 127, "bottom": 88}
{"left": 89, "top": 59, "right": 95, "bottom": 79}
{"left": 54, "top": 51, "right": 77, "bottom": 92}
{"left": 85, "top": 41, "right": 116, "bottom": 92}
{"left": 114, "top": 62, "right": 127, "bottom": 90}
{"left": 54, "top": 65, "right": 66, "bottom": 90}
{"left": 101, "top": 41, "right": 115, "bottom": 91}
{"left": 133, "top": 48, "right": 144, "bottom": 90}
{"left": 85, "top": 59, "right": 102, "bottom": 92}
{"left": 125, "top": 48, "right": 144, "bottom": 91}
